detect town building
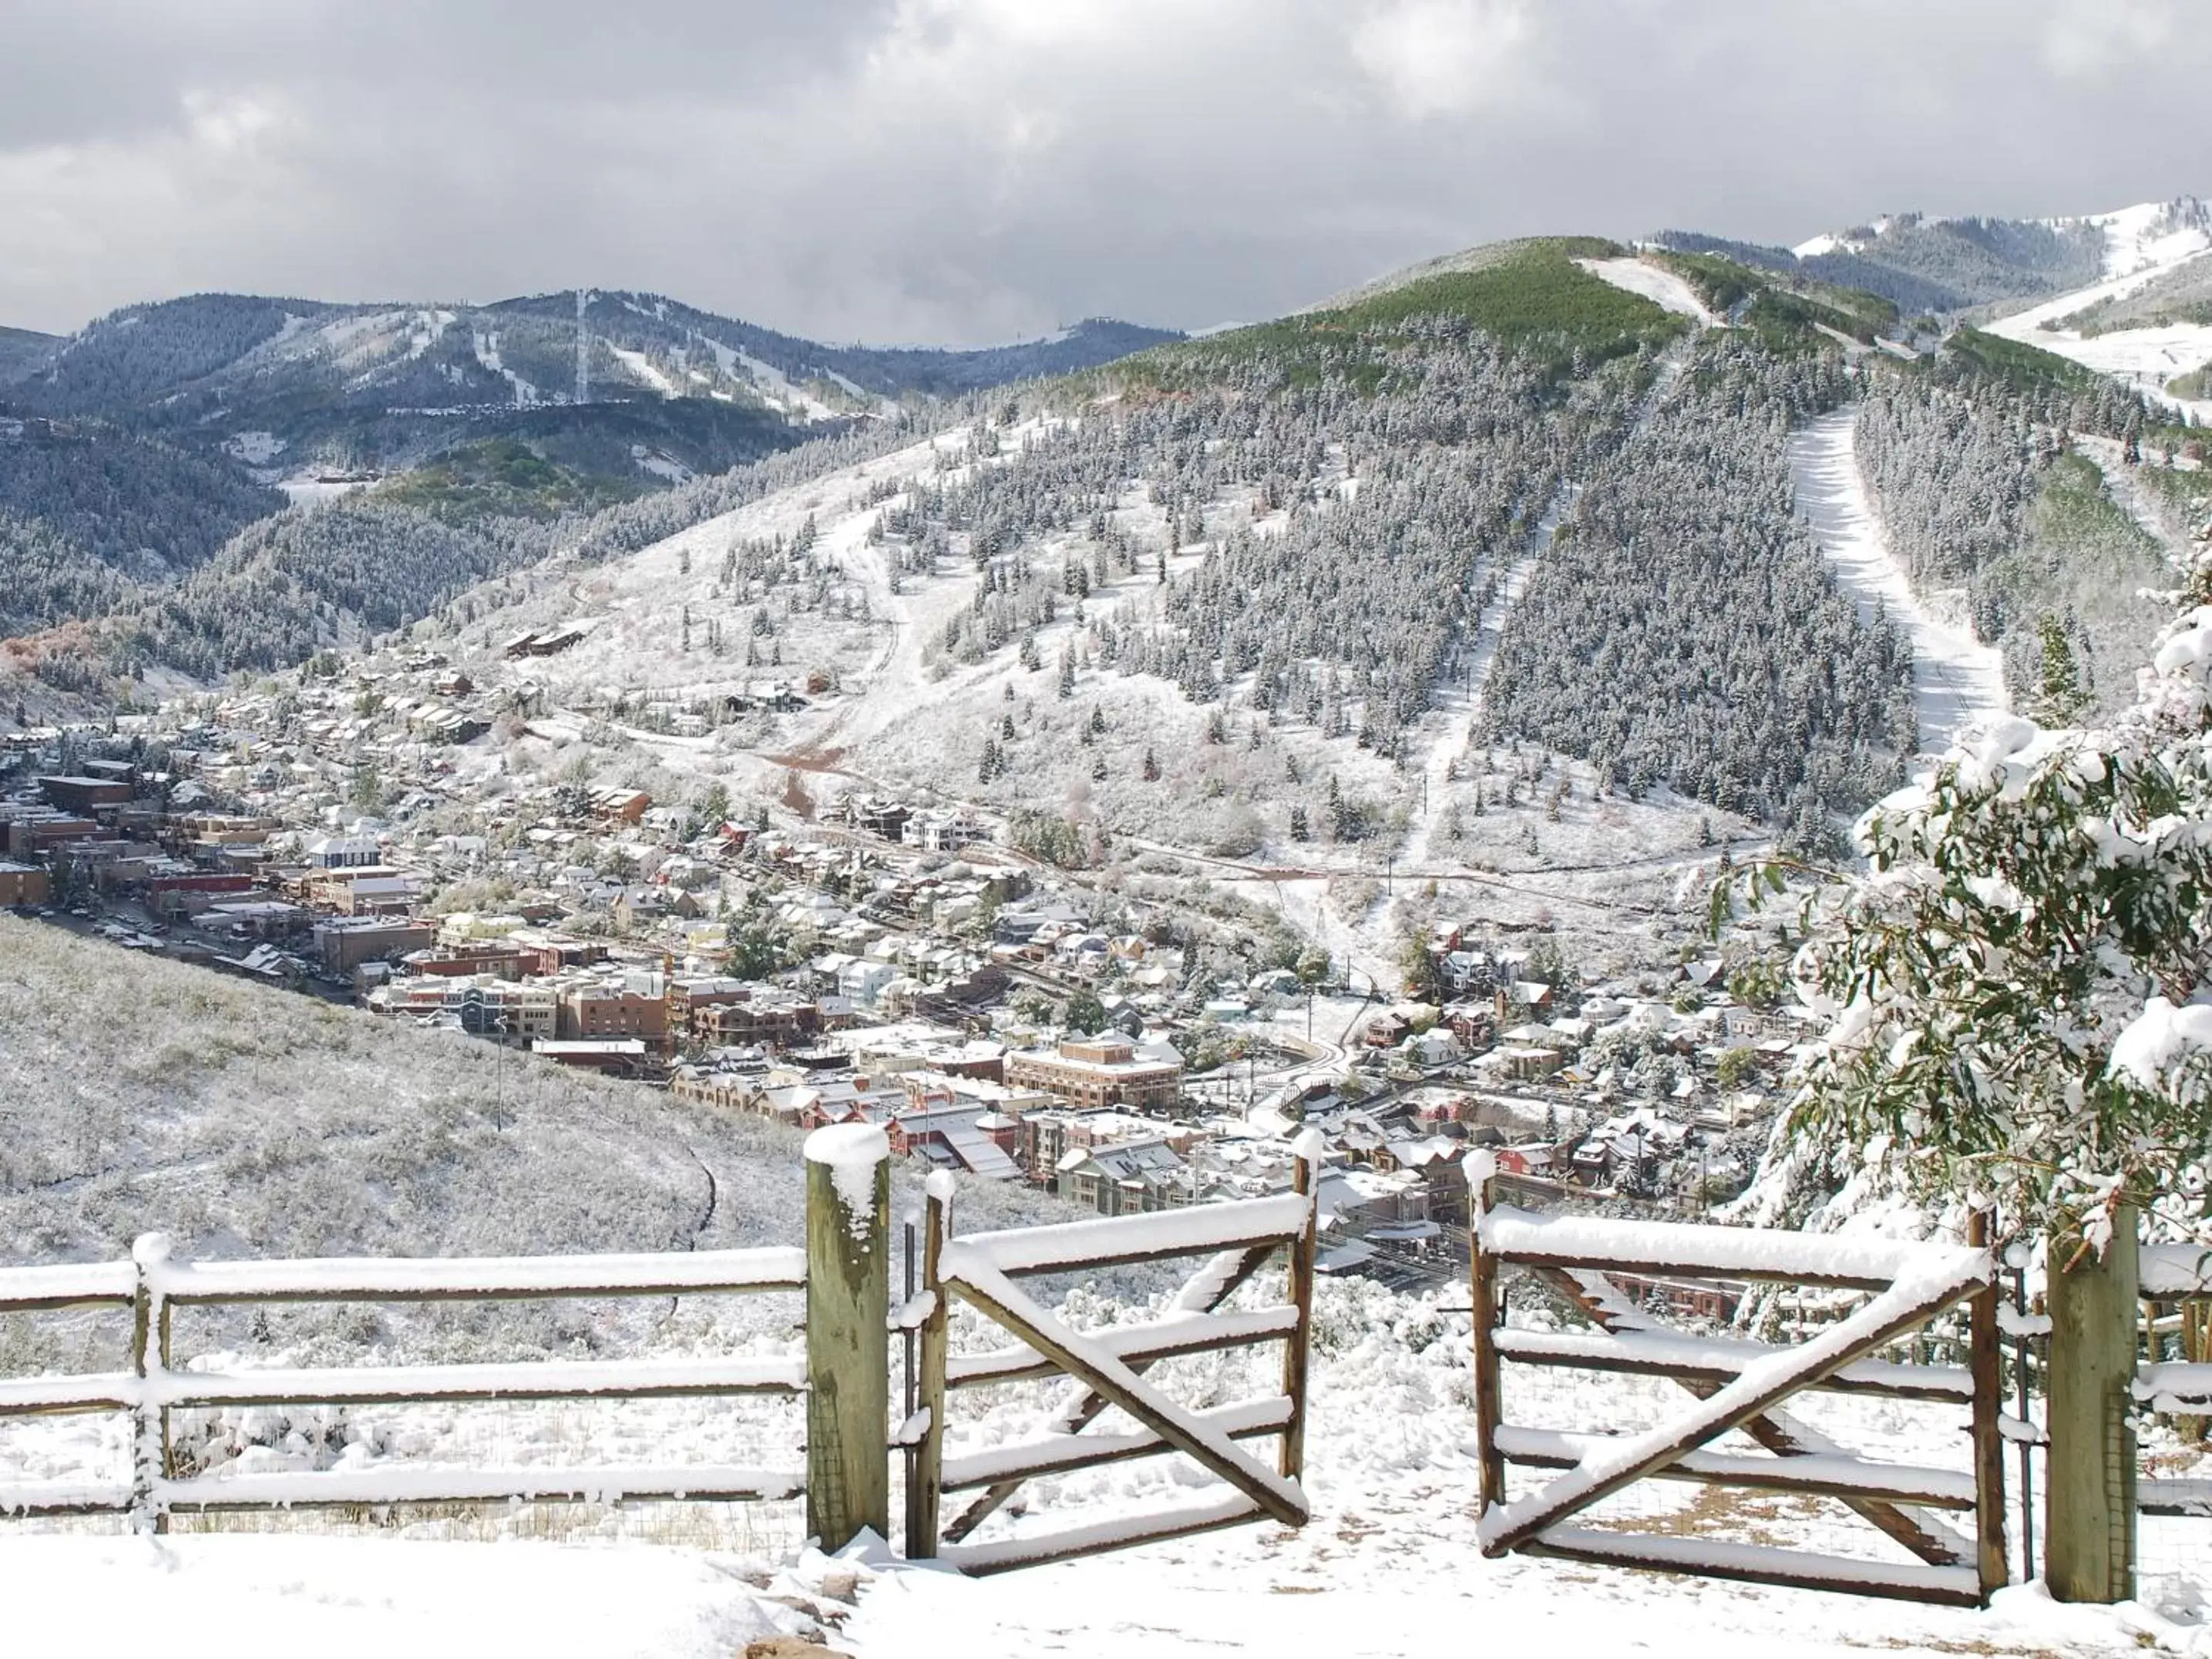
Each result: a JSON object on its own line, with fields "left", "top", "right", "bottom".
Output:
{"left": 0, "top": 860, "right": 51, "bottom": 907}
{"left": 1004, "top": 1034, "right": 1182, "bottom": 1113}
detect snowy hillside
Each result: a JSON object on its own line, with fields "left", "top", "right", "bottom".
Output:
{"left": 408, "top": 344, "right": 1767, "bottom": 992}
{"left": 0, "top": 913, "right": 1070, "bottom": 1283}
{"left": 1787, "top": 408, "right": 2006, "bottom": 756}
{"left": 1982, "top": 199, "right": 2212, "bottom": 423}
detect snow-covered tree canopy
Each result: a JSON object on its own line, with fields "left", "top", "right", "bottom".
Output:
{"left": 1770, "top": 531, "right": 2212, "bottom": 1245}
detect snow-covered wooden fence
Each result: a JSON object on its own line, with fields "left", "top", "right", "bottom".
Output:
{"left": 904, "top": 1133, "right": 1323, "bottom": 1573}
{"left": 2135, "top": 1243, "right": 2212, "bottom": 1522}
{"left": 0, "top": 1235, "right": 808, "bottom": 1532}
{"left": 1469, "top": 1159, "right": 2007, "bottom": 1607}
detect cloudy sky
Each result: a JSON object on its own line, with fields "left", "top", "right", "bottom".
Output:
{"left": 2, "top": 0, "right": 2203, "bottom": 344}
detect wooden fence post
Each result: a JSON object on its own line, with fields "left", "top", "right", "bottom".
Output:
{"left": 1279, "top": 1129, "right": 1323, "bottom": 1484}
{"left": 2046, "top": 1205, "right": 2137, "bottom": 1604}
{"left": 1966, "top": 1209, "right": 2007, "bottom": 1600}
{"left": 805, "top": 1124, "right": 890, "bottom": 1553}
{"left": 128, "top": 1233, "right": 172, "bottom": 1536}
{"left": 1468, "top": 1150, "right": 1506, "bottom": 1523}
{"left": 905, "top": 1172, "right": 951, "bottom": 1559}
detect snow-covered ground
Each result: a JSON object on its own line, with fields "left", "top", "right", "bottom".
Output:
{"left": 1577, "top": 257, "right": 1720, "bottom": 326}
{"left": 2074, "top": 199, "right": 2212, "bottom": 285}
{"left": 2025, "top": 322, "right": 2212, "bottom": 424}
{"left": 276, "top": 475, "right": 376, "bottom": 507}
{"left": 0, "top": 1534, "right": 808, "bottom": 1658}
{"left": 1789, "top": 408, "right": 2007, "bottom": 756}
{"left": 852, "top": 1554, "right": 2180, "bottom": 1658}
{"left": 224, "top": 430, "right": 286, "bottom": 465}
{"left": 737, "top": 348, "right": 845, "bottom": 422}
{"left": 1395, "top": 495, "right": 1556, "bottom": 878}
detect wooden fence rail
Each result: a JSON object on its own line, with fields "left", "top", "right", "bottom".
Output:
{"left": 0, "top": 1235, "right": 808, "bottom": 1532}
{"left": 0, "top": 1128, "right": 1317, "bottom": 1576}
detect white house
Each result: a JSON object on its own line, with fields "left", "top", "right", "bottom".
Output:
{"left": 839, "top": 959, "right": 898, "bottom": 1006}
{"left": 304, "top": 835, "right": 381, "bottom": 870}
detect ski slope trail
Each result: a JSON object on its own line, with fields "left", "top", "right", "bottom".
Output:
{"left": 1575, "top": 256, "right": 1720, "bottom": 326}
{"left": 2074, "top": 434, "right": 2200, "bottom": 571}
{"left": 1395, "top": 512, "right": 1558, "bottom": 875}
{"left": 1398, "top": 326, "right": 1693, "bottom": 875}
{"left": 1789, "top": 407, "right": 2007, "bottom": 758}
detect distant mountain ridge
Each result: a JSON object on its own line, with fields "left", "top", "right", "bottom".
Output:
{"left": 4, "top": 288, "right": 1181, "bottom": 432}
{"left": 5, "top": 199, "right": 2202, "bottom": 748}
{"left": 0, "top": 288, "right": 1181, "bottom": 691}
{"left": 0, "top": 287, "right": 1180, "bottom": 526}
{"left": 0, "top": 324, "right": 59, "bottom": 384}
{"left": 1651, "top": 196, "right": 2209, "bottom": 316}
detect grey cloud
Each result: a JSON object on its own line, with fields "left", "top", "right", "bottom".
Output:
{"left": 0, "top": 0, "right": 2203, "bottom": 341}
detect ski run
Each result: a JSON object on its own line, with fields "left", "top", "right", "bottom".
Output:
{"left": 1788, "top": 406, "right": 2009, "bottom": 757}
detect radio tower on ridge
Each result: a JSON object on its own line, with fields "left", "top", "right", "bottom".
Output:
{"left": 574, "top": 288, "right": 591, "bottom": 405}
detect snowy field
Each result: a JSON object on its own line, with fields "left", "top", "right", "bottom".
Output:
{"left": 0, "top": 1533, "right": 812, "bottom": 1658}
{"left": 2029, "top": 322, "right": 2212, "bottom": 425}
{"left": 1788, "top": 407, "right": 2007, "bottom": 757}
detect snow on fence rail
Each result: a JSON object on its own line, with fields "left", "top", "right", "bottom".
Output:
{"left": 1, "top": 1133, "right": 1324, "bottom": 1575}
{"left": 1468, "top": 1157, "right": 2006, "bottom": 1609}
{"left": 0, "top": 1234, "right": 807, "bottom": 1530}
{"left": 906, "top": 1132, "right": 1324, "bottom": 1574}
{"left": 2134, "top": 1247, "right": 2212, "bottom": 1522}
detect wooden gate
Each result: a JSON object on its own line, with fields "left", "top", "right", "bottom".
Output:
{"left": 905, "top": 1142, "right": 1320, "bottom": 1573}
{"left": 1470, "top": 1163, "right": 2007, "bottom": 1607}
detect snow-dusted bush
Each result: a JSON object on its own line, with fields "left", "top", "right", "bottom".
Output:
{"left": 1757, "top": 530, "right": 2212, "bottom": 1244}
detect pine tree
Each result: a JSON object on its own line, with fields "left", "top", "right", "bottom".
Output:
{"left": 2030, "top": 615, "right": 2092, "bottom": 725}
{"left": 1142, "top": 747, "right": 1161, "bottom": 781}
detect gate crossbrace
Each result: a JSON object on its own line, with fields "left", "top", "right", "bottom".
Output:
{"left": 940, "top": 1254, "right": 1309, "bottom": 1530}
{"left": 1534, "top": 1264, "right": 1976, "bottom": 1569}
{"left": 1481, "top": 1254, "right": 1988, "bottom": 1557}
{"left": 943, "top": 1241, "right": 1279, "bottom": 1545}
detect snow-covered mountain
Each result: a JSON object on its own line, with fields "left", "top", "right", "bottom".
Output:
{"left": 8, "top": 290, "right": 1180, "bottom": 424}
{"left": 1663, "top": 197, "right": 2206, "bottom": 319}
{"left": 1978, "top": 198, "right": 2212, "bottom": 423}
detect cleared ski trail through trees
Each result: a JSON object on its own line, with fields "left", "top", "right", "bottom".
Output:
{"left": 1399, "top": 327, "right": 1696, "bottom": 875}
{"left": 1396, "top": 511, "right": 1560, "bottom": 875}
{"left": 2074, "top": 434, "right": 2200, "bottom": 569}
{"left": 1575, "top": 257, "right": 1720, "bottom": 326}
{"left": 1789, "top": 408, "right": 2006, "bottom": 758}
